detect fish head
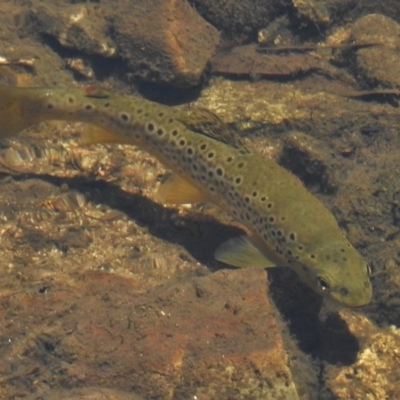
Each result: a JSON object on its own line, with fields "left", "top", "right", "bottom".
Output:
{"left": 297, "top": 240, "right": 372, "bottom": 307}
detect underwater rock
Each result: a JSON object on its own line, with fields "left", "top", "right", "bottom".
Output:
{"left": 280, "top": 131, "right": 339, "bottom": 194}
{"left": 112, "top": 0, "right": 219, "bottom": 87}
{"left": 38, "top": 387, "right": 145, "bottom": 400}
{"left": 349, "top": 14, "right": 400, "bottom": 88}
{"left": 26, "top": 0, "right": 219, "bottom": 87}
{"left": 211, "top": 44, "right": 354, "bottom": 84}
{"left": 189, "top": 0, "right": 282, "bottom": 36}
{"left": 325, "top": 309, "right": 400, "bottom": 399}
{"left": 29, "top": 3, "right": 116, "bottom": 57}
{"left": 0, "top": 268, "right": 300, "bottom": 399}
{"left": 292, "top": 0, "right": 330, "bottom": 28}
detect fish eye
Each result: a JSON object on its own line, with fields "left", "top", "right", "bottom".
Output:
{"left": 317, "top": 276, "right": 330, "bottom": 291}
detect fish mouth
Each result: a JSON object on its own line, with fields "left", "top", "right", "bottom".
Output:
{"left": 330, "top": 290, "right": 373, "bottom": 308}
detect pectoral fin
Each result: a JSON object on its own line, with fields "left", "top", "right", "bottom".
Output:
{"left": 155, "top": 174, "right": 208, "bottom": 204}
{"left": 214, "top": 235, "right": 277, "bottom": 268}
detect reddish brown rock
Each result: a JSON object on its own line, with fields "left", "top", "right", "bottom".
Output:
{"left": 113, "top": 0, "right": 220, "bottom": 87}
{"left": 0, "top": 268, "right": 299, "bottom": 399}
{"left": 26, "top": 0, "right": 219, "bottom": 87}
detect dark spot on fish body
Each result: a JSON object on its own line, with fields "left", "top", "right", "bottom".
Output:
{"left": 216, "top": 168, "right": 223, "bottom": 176}
{"left": 235, "top": 177, "right": 242, "bottom": 185}
{"left": 179, "top": 139, "right": 186, "bottom": 146}
{"left": 47, "top": 103, "right": 54, "bottom": 109}
{"left": 147, "top": 123, "right": 155, "bottom": 132}
{"left": 85, "top": 104, "right": 94, "bottom": 110}
{"left": 200, "top": 144, "right": 207, "bottom": 151}
{"left": 68, "top": 97, "right": 74, "bottom": 103}
{"left": 187, "top": 147, "right": 194, "bottom": 155}
{"left": 157, "top": 128, "right": 164, "bottom": 136}
{"left": 207, "top": 152, "right": 215, "bottom": 159}
{"left": 120, "top": 113, "right": 130, "bottom": 122}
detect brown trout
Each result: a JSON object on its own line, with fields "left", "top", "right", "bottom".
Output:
{"left": 0, "top": 86, "right": 372, "bottom": 306}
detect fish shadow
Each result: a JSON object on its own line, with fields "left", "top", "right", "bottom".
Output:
{"left": 7, "top": 172, "right": 361, "bottom": 366}
{"left": 269, "top": 268, "right": 360, "bottom": 365}
{"left": 9, "top": 173, "right": 242, "bottom": 268}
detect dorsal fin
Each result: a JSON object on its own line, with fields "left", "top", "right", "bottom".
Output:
{"left": 176, "top": 106, "right": 249, "bottom": 152}
{"left": 84, "top": 85, "right": 112, "bottom": 99}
